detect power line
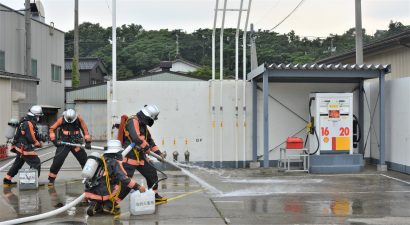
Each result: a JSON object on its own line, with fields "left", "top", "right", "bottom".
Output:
{"left": 269, "top": 0, "right": 306, "bottom": 32}
{"left": 254, "top": 0, "right": 281, "bottom": 26}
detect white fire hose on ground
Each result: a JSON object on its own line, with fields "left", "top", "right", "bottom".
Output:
{"left": 0, "top": 142, "right": 135, "bottom": 225}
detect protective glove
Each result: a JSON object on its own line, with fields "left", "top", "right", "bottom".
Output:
{"left": 85, "top": 141, "right": 92, "bottom": 150}
{"left": 138, "top": 185, "right": 146, "bottom": 193}
{"left": 133, "top": 183, "right": 146, "bottom": 193}
{"left": 52, "top": 140, "right": 60, "bottom": 147}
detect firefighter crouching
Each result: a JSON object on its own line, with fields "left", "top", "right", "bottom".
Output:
{"left": 3, "top": 105, "right": 45, "bottom": 186}
{"left": 117, "top": 105, "right": 167, "bottom": 203}
{"left": 84, "top": 140, "right": 145, "bottom": 216}
{"left": 48, "top": 109, "right": 92, "bottom": 186}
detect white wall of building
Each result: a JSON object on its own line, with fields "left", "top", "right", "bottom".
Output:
{"left": 108, "top": 80, "right": 252, "bottom": 163}
{"left": 0, "top": 78, "right": 12, "bottom": 145}
{"left": 171, "top": 61, "right": 198, "bottom": 73}
{"left": 366, "top": 77, "right": 410, "bottom": 169}
{"left": 109, "top": 80, "right": 364, "bottom": 164}
{"left": 0, "top": 4, "right": 65, "bottom": 114}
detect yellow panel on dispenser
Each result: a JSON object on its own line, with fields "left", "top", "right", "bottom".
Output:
{"left": 336, "top": 137, "right": 350, "bottom": 150}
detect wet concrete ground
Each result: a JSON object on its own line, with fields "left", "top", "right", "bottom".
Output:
{"left": 0, "top": 146, "right": 409, "bottom": 225}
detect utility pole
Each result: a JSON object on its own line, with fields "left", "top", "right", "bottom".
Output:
{"left": 74, "top": 0, "right": 79, "bottom": 65}
{"left": 25, "top": 0, "right": 31, "bottom": 76}
{"left": 355, "top": 0, "right": 363, "bottom": 64}
{"left": 250, "top": 23, "right": 258, "bottom": 70}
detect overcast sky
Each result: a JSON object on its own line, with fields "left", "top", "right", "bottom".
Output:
{"left": 2, "top": 0, "right": 409, "bottom": 37}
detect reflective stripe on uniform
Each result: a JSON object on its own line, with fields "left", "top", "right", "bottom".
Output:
{"left": 5, "top": 175, "right": 13, "bottom": 180}
{"left": 28, "top": 121, "right": 40, "bottom": 147}
{"left": 122, "top": 157, "right": 144, "bottom": 166}
{"left": 49, "top": 117, "right": 63, "bottom": 141}
{"left": 85, "top": 192, "right": 111, "bottom": 201}
{"left": 127, "top": 179, "right": 136, "bottom": 188}
{"left": 48, "top": 172, "right": 57, "bottom": 178}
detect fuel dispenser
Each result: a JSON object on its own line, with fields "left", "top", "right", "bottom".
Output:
{"left": 308, "top": 93, "right": 355, "bottom": 155}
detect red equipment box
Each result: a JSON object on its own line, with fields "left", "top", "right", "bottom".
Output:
{"left": 286, "top": 137, "right": 304, "bottom": 149}
{"left": 0, "top": 145, "right": 8, "bottom": 159}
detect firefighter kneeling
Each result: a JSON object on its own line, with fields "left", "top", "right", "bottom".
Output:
{"left": 84, "top": 140, "right": 145, "bottom": 216}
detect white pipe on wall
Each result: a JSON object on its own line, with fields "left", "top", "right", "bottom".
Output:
{"left": 242, "top": 0, "right": 252, "bottom": 168}
{"left": 111, "top": 0, "right": 117, "bottom": 139}
{"left": 211, "top": 0, "right": 219, "bottom": 167}
{"left": 219, "top": 0, "right": 228, "bottom": 168}
{"left": 235, "top": 0, "right": 244, "bottom": 168}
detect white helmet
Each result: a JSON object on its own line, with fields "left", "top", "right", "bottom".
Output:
{"left": 27, "top": 105, "right": 43, "bottom": 117}
{"left": 141, "top": 104, "right": 160, "bottom": 121}
{"left": 105, "top": 140, "right": 123, "bottom": 154}
{"left": 63, "top": 109, "right": 77, "bottom": 123}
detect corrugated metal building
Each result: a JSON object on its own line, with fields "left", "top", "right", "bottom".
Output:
{"left": 0, "top": 3, "right": 65, "bottom": 121}
{"left": 0, "top": 71, "right": 39, "bottom": 144}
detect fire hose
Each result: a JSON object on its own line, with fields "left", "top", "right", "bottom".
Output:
{"left": 0, "top": 142, "right": 135, "bottom": 225}
{"left": 1, "top": 142, "right": 221, "bottom": 224}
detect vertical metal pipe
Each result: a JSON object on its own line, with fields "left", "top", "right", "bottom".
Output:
{"left": 234, "top": 0, "right": 244, "bottom": 168}
{"left": 252, "top": 79, "right": 257, "bottom": 162}
{"left": 263, "top": 72, "right": 269, "bottom": 168}
{"left": 219, "top": 0, "right": 227, "bottom": 168}
{"left": 242, "top": 0, "right": 252, "bottom": 168}
{"left": 355, "top": 0, "right": 363, "bottom": 64}
{"left": 379, "top": 71, "right": 385, "bottom": 166}
{"left": 212, "top": 0, "right": 219, "bottom": 81}
{"left": 359, "top": 80, "right": 364, "bottom": 155}
{"left": 211, "top": 0, "right": 219, "bottom": 167}
{"left": 111, "top": 0, "right": 117, "bottom": 139}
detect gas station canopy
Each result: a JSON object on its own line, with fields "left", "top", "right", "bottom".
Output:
{"left": 247, "top": 63, "right": 391, "bottom": 169}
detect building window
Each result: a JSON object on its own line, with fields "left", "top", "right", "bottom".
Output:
{"left": 91, "top": 79, "right": 97, "bottom": 85}
{"left": 0, "top": 51, "right": 5, "bottom": 71}
{"left": 32, "top": 59, "right": 37, "bottom": 77}
{"left": 51, "top": 64, "right": 61, "bottom": 82}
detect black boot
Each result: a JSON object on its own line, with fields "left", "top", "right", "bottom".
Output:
{"left": 155, "top": 193, "right": 167, "bottom": 203}
{"left": 87, "top": 201, "right": 102, "bottom": 216}
{"left": 3, "top": 178, "right": 17, "bottom": 186}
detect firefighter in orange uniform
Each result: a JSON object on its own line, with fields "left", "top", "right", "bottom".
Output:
{"left": 48, "top": 109, "right": 91, "bottom": 186}
{"left": 3, "top": 105, "right": 44, "bottom": 186}
{"left": 118, "top": 105, "right": 167, "bottom": 203}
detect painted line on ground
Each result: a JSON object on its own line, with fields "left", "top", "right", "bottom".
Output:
{"left": 167, "top": 189, "right": 205, "bottom": 202}
{"left": 380, "top": 174, "right": 410, "bottom": 185}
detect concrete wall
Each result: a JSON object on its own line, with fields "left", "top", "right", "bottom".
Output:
{"left": 366, "top": 77, "right": 410, "bottom": 173}
{"left": 0, "top": 4, "right": 65, "bottom": 114}
{"left": 0, "top": 78, "right": 12, "bottom": 145}
{"left": 109, "top": 81, "right": 363, "bottom": 165}
{"left": 108, "top": 80, "right": 252, "bottom": 163}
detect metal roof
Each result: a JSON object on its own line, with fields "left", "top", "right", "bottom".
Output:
{"left": 317, "top": 30, "right": 410, "bottom": 64}
{"left": 0, "top": 71, "right": 39, "bottom": 82}
{"left": 266, "top": 63, "right": 391, "bottom": 72}
{"left": 247, "top": 63, "right": 391, "bottom": 83}
{"left": 65, "top": 58, "right": 105, "bottom": 71}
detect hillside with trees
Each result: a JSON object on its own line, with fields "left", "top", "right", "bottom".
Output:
{"left": 64, "top": 21, "right": 409, "bottom": 80}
